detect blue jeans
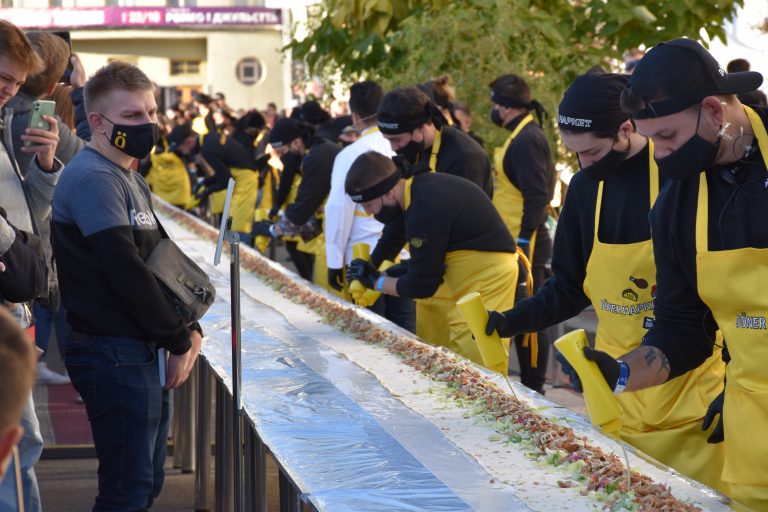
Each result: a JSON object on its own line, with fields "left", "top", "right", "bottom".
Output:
{"left": 0, "top": 394, "right": 43, "bottom": 512}
{"left": 33, "top": 302, "right": 69, "bottom": 360}
{"left": 66, "top": 333, "right": 171, "bottom": 511}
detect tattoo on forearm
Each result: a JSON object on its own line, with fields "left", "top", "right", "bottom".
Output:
{"left": 644, "top": 348, "right": 658, "bottom": 369}
{"left": 659, "top": 350, "right": 670, "bottom": 376}
{"left": 644, "top": 347, "right": 670, "bottom": 376}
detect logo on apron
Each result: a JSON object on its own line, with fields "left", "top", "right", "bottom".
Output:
{"left": 410, "top": 237, "right": 425, "bottom": 249}
{"left": 622, "top": 289, "right": 639, "bottom": 301}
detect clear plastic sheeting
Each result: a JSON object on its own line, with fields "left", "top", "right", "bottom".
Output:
{"left": 160, "top": 208, "right": 729, "bottom": 512}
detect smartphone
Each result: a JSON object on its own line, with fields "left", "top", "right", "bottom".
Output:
{"left": 53, "top": 31, "right": 73, "bottom": 84}
{"left": 25, "top": 100, "right": 56, "bottom": 147}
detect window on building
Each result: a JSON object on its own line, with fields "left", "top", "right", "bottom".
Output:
{"left": 235, "top": 57, "right": 263, "bottom": 86}
{"left": 170, "top": 60, "right": 202, "bottom": 76}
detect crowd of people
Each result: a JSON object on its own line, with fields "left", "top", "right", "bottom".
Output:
{"left": 1, "top": 13, "right": 768, "bottom": 511}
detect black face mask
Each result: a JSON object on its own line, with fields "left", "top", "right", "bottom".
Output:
{"left": 656, "top": 109, "right": 721, "bottom": 181}
{"left": 579, "top": 140, "right": 630, "bottom": 181}
{"left": 395, "top": 137, "right": 424, "bottom": 164}
{"left": 102, "top": 115, "right": 160, "bottom": 159}
{"left": 374, "top": 198, "right": 403, "bottom": 224}
{"left": 490, "top": 108, "right": 504, "bottom": 127}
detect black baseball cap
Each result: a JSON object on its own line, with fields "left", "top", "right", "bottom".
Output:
{"left": 625, "top": 38, "right": 763, "bottom": 119}
{"left": 268, "top": 118, "right": 301, "bottom": 148}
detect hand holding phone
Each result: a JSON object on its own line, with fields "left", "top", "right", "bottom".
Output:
{"left": 21, "top": 100, "right": 60, "bottom": 172}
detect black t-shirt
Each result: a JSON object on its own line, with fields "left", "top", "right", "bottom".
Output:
{"left": 391, "top": 172, "right": 516, "bottom": 298}
{"left": 285, "top": 137, "right": 341, "bottom": 225}
{"left": 502, "top": 114, "right": 556, "bottom": 240}
{"left": 419, "top": 126, "right": 493, "bottom": 198}
{"left": 642, "top": 106, "right": 768, "bottom": 378}
{"left": 505, "top": 141, "right": 666, "bottom": 333}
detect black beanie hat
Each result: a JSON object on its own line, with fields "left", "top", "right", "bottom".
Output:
{"left": 558, "top": 66, "right": 630, "bottom": 133}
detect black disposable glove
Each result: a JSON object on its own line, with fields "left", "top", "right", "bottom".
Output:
{"left": 556, "top": 351, "right": 583, "bottom": 393}
{"left": 252, "top": 221, "right": 274, "bottom": 238}
{"left": 701, "top": 389, "right": 725, "bottom": 444}
{"left": 485, "top": 310, "right": 512, "bottom": 338}
{"left": 268, "top": 207, "right": 279, "bottom": 219}
{"left": 346, "top": 259, "right": 380, "bottom": 289}
{"left": 327, "top": 268, "right": 344, "bottom": 292}
{"left": 583, "top": 347, "right": 621, "bottom": 390}
{"left": 192, "top": 182, "right": 209, "bottom": 200}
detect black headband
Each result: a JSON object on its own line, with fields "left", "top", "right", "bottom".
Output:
{"left": 377, "top": 110, "right": 430, "bottom": 135}
{"left": 492, "top": 92, "right": 548, "bottom": 125}
{"left": 348, "top": 168, "right": 402, "bottom": 203}
{"left": 558, "top": 68, "right": 630, "bottom": 132}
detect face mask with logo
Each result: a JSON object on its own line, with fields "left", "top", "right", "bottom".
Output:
{"left": 101, "top": 114, "right": 160, "bottom": 159}
{"left": 374, "top": 198, "right": 403, "bottom": 224}
{"left": 395, "top": 135, "right": 424, "bottom": 164}
{"left": 579, "top": 139, "right": 631, "bottom": 181}
{"left": 656, "top": 108, "right": 721, "bottom": 181}
{"left": 490, "top": 108, "right": 504, "bottom": 127}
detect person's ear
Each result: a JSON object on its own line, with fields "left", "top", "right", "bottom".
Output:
{"left": 700, "top": 96, "right": 726, "bottom": 132}
{"left": 45, "top": 84, "right": 57, "bottom": 97}
{"left": 617, "top": 119, "right": 634, "bottom": 140}
{"left": 89, "top": 112, "right": 109, "bottom": 136}
{"left": 0, "top": 425, "right": 24, "bottom": 482}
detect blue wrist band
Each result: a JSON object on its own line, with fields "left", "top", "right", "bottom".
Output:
{"left": 614, "top": 360, "right": 630, "bottom": 394}
{"left": 374, "top": 276, "right": 386, "bottom": 292}
{"left": 517, "top": 237, "right": 530, "bottom": 245}
{"left": 268, "top": 224, "right": 276, "bottom": 238}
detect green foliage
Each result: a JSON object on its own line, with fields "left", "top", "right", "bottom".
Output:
{"left": 288, "top": 0, "right": 743, "bottom": 157}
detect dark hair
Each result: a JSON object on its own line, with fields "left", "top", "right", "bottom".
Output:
{"left": 489, "top": 74, "right": 531, "bottom": 105}
{"left": 23, "top": 32, "right": 70, "bottom": 98}
{"left": 349, "top": 81, "right": 383, "bottom": 119}
{"left": 345, "top": 151, "right": 396, "bottom": 194}
{"left": 418, "top": 76, "right": 454, "bottom": 109}
{"left": 727, "top": 58, "right": 750, "bottom": 73}
{"left": 378, "top": 86, "right": 433, "bottom": 126}
{"left": 84, "top": 60, "right": 154, "bottom": 113}
{"left": 48, "top": 84, "right": 75, "bottom": 129}
{"left": 454, "top": 102, "right": 471, "bottom": 116}
{"left": 0, "top": 307, "right": 36, "bottom": 430}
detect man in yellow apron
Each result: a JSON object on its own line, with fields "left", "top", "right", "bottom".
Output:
{"left": 345, "top": 152, "right": 518, "bottom": 374}
{"left": 192, "top": 119, "right": 260, "bottom": 239}
{"left": 255, "top": 117, "right": 341, "bottom": 288}
{"left": 324, "top": 80, "right": 416, "bottom": 332}
{"left": 488, "top": 74, "right": 556, "bottom": 392}
{"left": 142, "top": 124, "right": 197, "bottom": 209}
{"left": 566, "top": 40, "right": 766, "bottom": 509}
{"left": 486, "top": 67, "right": 727, "bottom": 493}
{"left": 374, "top": 86, "right": 493, "bottom": 350}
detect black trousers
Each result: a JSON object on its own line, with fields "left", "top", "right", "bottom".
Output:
{"left": 285, "top": 241, "right": 314, "bottom": 282}
{"left": 512, "top": 227, "right": 553, "bottom": 393}
{"left": 368, "top": 294, "right": 416, "bottom": 334}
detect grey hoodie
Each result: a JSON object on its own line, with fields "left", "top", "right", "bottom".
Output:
{"left": 7, "top": 90, "right": 87, "bottom": 176}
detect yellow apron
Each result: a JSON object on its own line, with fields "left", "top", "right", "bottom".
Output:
{"left": 229, "top": 168, "right": 260, "bottom": 234}
{"left": 146, "top": 151, "right": 191, "bottom": 208}
{"left": 582, "top": 142, "right": 727, "bottom": 493}
{"left": 443, "top": 250, "right": 518, "bottom": 373}
{"left": 403, "top": 179, "right": 518, "bottom": 371}
{"left": 695, "top": 106, "right": 768, "bottom": 509}
{"left": 492, "top": 114, "right": 534, "bottom": 240}
{"left": 210, "top": 190, "right": 227, "bottom": 215}
{"left": 413, "top": 130, "right": 458, "bottom": 345}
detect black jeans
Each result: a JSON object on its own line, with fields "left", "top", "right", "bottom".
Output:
{"left": 368, "top": 294, "right": 416, "bottom": 334}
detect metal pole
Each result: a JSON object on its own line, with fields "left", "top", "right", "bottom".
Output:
{"left": 214, "top": 380, "right": 225, "bottom": 512}
{"left": 182, "top": 362, "right": 197, "bottom": 473}
{"left": 195, "top": 359, "right": 212, "bottom": 511}
{"left": 228, "top": 226, "right": 243, "bottom": 512}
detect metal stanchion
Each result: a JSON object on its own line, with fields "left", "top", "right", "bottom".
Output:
{"left": 214, "top": 179, "right": 243, "bottom": 512}
{"left": 214, "top": 380, "right": 226, "bottom": 512}
{"left": 195, "top": 360, "right": 212, "bottom": 511}
{"left": 221, "top": 387, "right": 234, "bottom": 512}
{"left": 182, "top": 361, "right": 197, "bottom": 473}
{"left": 255, "top": 434, "right": 267, "bottom": 512}
{"left": 172, "top": 389, "right": 183, "bottom": 469}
